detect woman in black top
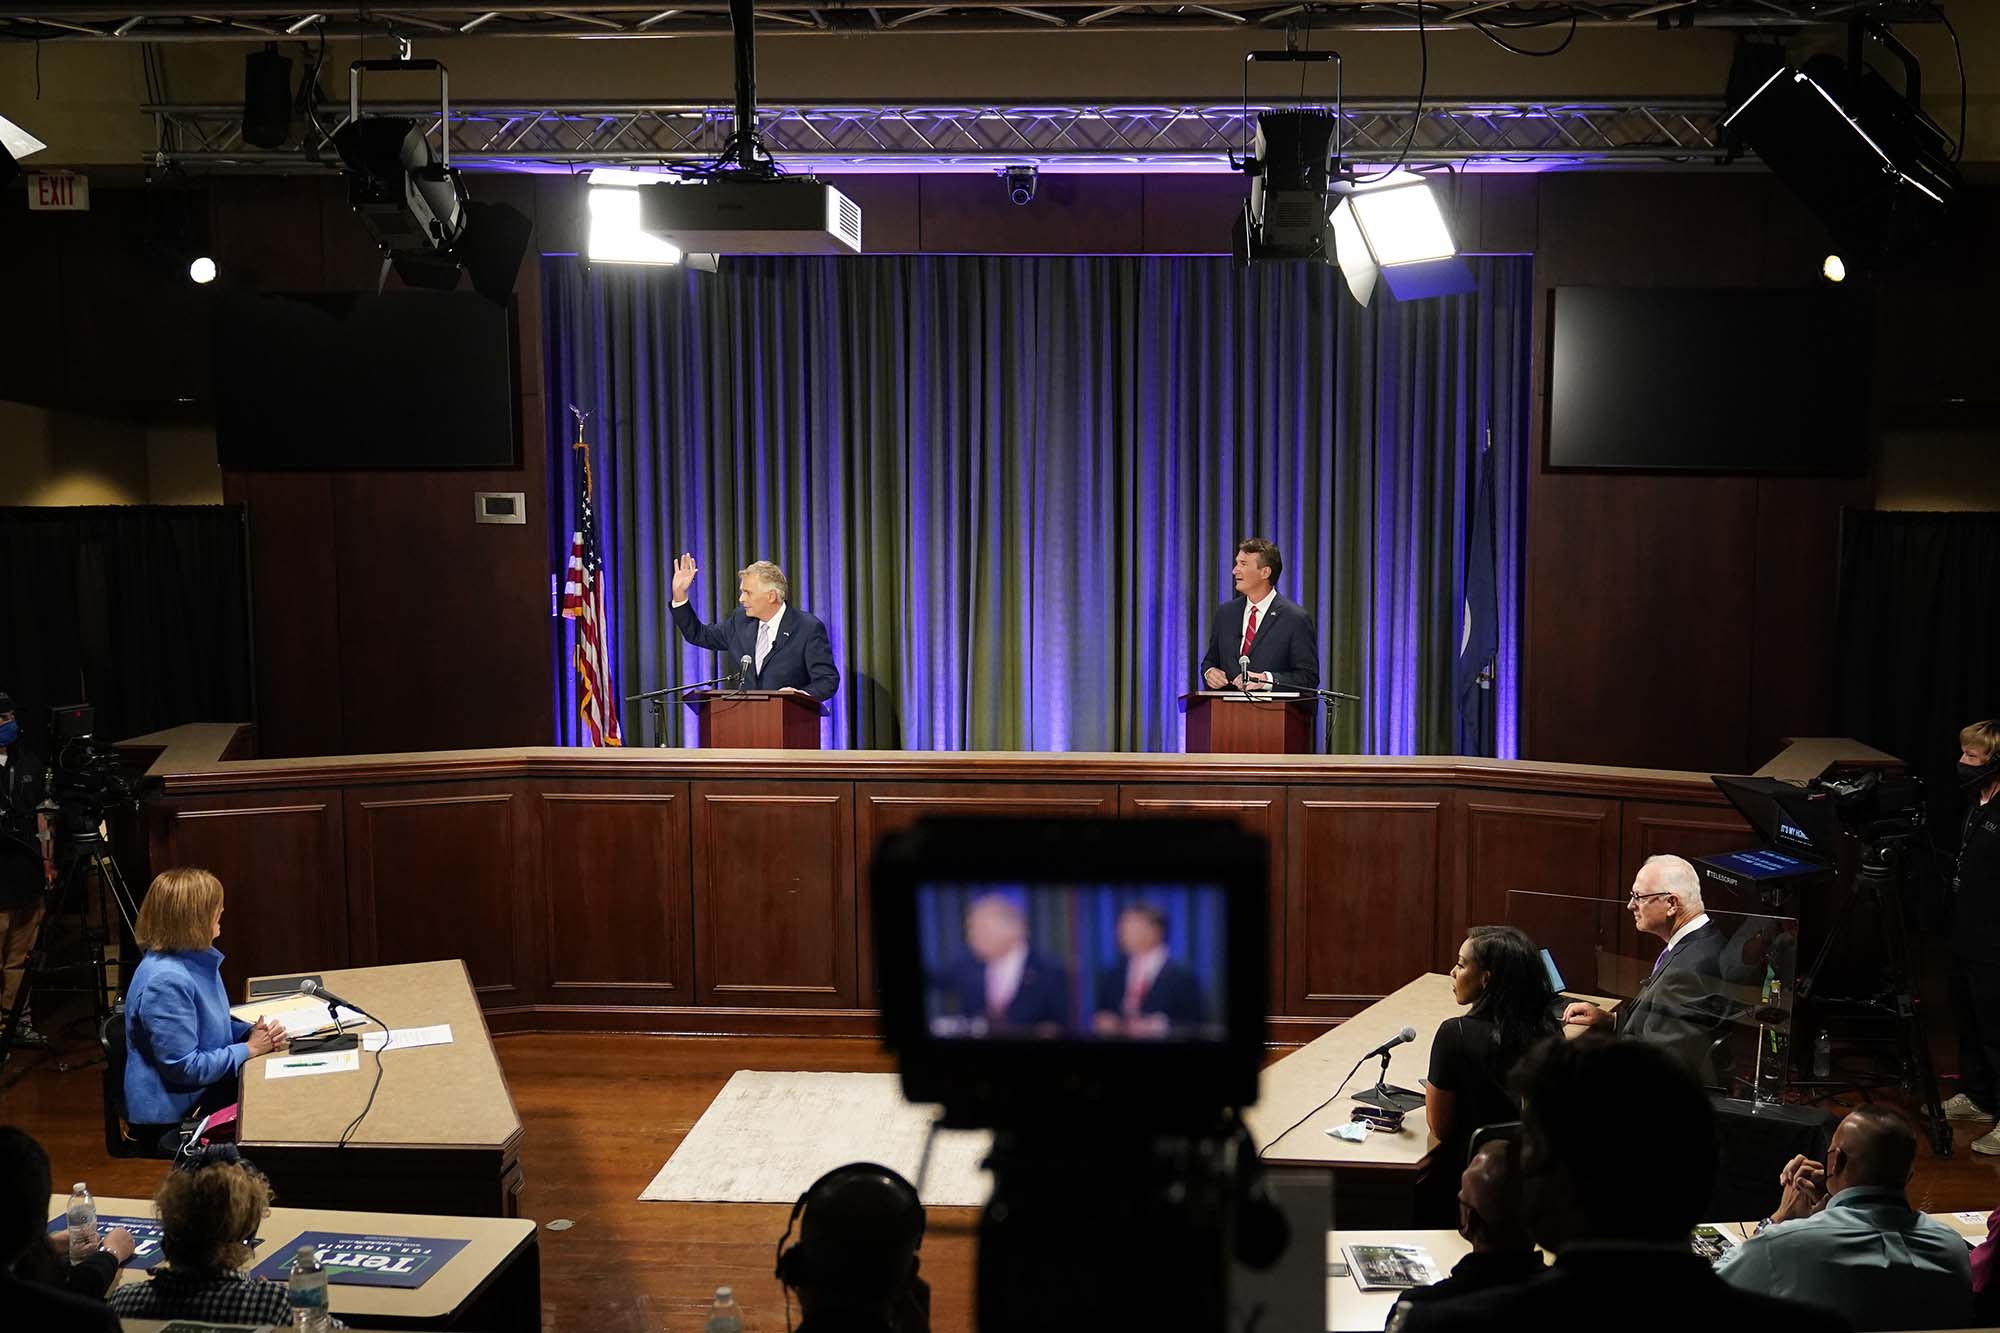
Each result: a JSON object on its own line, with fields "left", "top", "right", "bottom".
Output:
{"left": 1417, "top": 925, "right": 1558, "bottom": 1224}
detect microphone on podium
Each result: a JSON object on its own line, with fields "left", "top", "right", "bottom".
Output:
{"left": 737, "top": 654, "right": 753, "bottom": 687}
{"left": 1238, "top": 654, "right": 1251, "bottom": 690}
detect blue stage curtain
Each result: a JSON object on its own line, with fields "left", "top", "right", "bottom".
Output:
{"left": 545, "top": 255, "right": 1530, "bottom": 754}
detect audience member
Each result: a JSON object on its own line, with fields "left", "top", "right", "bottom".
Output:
{"left": 1419, "top": 925, "right": 1557, "bottom": 1223}
{"left": 947, "top": 894, "right": 1068, "bottom": 1030}
{"left": 125, "top": 868, "right": 287, "bottom": 1152}
{"left": 0, "top": 1126, "right": 120, "bottom": 1332}
{"left": 107, "top": 1154, "right": 342, "bottom": 1325}
{"left": 1562, "top": 855, "right": 1727, "bottom": 1077}
{"left": 776, "top": 1162, "right": 929, "bottom": 1333}
{"left": 1391, "top": 1036, "right": 1849, "bottom": 1333}
{"left": 1969, "top": 1206, "right": 2000, "bottom": 1326}
{"left": 1713, "top": 1106, "right": 1970, "bottom": 1329}
{"left": 8, "top": 1136, "right": 138, "bottom": 1299}
{"left": 0, "top": 689, "right": 54, "bottom": 1048}
{"left": 1091, "top": 902, "right": 1202, "bottom": 1037}
{"left": 1387, "top": 1139, "right": 1544, "bottom": 1326}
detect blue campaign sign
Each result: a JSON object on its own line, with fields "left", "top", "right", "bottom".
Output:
{"left": 249, "top": 1231, "right": 471, "bottom": 1289}
{"left": 45, "top": 1214, "right": 173, "bottom": 1271}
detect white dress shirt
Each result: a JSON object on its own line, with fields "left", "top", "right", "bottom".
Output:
{"left": 754, "top": 605, "right": 786, "bottom": 674}
{"left": 1664, "top": 912, "right": 1711, "bottom": 954}
{"left": 1238, "top": 590, "right": 1277, "bottom": 682}
{"left": 985, "top": 943, "right": 1028, "bottom": 1018}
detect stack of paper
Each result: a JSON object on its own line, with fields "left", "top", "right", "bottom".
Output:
{"left": 229, "top": 994, "right": 369, "bottom": 1039}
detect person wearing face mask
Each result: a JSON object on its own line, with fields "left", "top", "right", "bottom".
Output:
{"left": 0, "top": 691, "right": 55, "bottom": 1050}
{"left": 1941, "top": 719, "right": 2000, "bottom": 1152}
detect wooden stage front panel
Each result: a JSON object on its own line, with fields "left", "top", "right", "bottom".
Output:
{"left": 137, "top": 733, "right": 1751, "bottom": 1036}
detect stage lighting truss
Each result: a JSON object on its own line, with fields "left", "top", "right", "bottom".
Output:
{"left": 146, "top": 97, "right": 1739, "bottom": 173}
{"left": 0, "top": 2, "right": 1945, "bottom": 43}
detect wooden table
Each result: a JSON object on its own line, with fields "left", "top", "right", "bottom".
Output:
{"left": 1247, "top": 974, "right": 1609, "bottom": 1226}
{"left": 239, "top": 960, "right": 525, "bottom": 1218}
{"left": 1325, "top": 1213, "right": 1989, "bottom": 1331}
{"left": 53, "top": 1194, "right": 538, "bottom": 1331}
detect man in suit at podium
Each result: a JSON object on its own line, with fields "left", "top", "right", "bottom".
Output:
{"left": 948, "top": 894, "right": 1069, "bottom": 1032}
{"left": 1198, "top": 539, "right": 1319, "bottom": 692}
{"left": 1562, "top": 855, "right": 1728, "bottom": 1077}
{"left": 1092, "top": 903, "right": 1204, "bottom": 1037}
{"left": 670, "top": 555, "right": 840, "bottom": 701}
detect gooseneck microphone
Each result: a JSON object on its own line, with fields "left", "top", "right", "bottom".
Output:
{"left": 1362, "top": 1026, "right": 1418, "bottom": 1061}
{"left": 299, "top": 977, "right": 370, "bottom": 1017}
{"left": 738, "top": 654, "right": 754, "bottom": 687}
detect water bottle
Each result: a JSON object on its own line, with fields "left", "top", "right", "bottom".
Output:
{"left": 288, "top": 1243, "right": 331, "bottom": 1331}
{"left": 1814, "top": 1028, "right": 1833, "bottom": 1079}
{"left": 66, "top": 1183, "right": 99, "bottom": 1262}
{"left": 1754, "top": 978, "right": 1789, "bottom": 1105}
{"left": 705, "top": 1286, "right": 744, "bottom": 1333}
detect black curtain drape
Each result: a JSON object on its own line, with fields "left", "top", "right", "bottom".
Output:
{"left": 1835, "top": 508, "right": 2000, "bottom": 818}
{"left": 0, "top": 506, "right": 253, "bottom": 745}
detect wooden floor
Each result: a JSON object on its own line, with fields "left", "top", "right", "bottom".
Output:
{"left": 5, "top": 1022, "right": 2000, "bottom": 1333}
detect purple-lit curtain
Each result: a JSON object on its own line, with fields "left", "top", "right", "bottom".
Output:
{"left": 546, "top": 255, "right": 1529, "bottom": 754}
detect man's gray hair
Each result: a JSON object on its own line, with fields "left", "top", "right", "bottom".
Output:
{"left": 1642, "top": 854, "right": 1704, "bottom": 914}
{"left": 737, "top": 560, "right": 790, "bottom": 601}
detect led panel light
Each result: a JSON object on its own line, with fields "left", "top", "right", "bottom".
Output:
{"left": 1329, "top": 171, "right": 1471, "bottom": 305}
{"left": 587, "top": 184, "right": 683, "bottom": 266}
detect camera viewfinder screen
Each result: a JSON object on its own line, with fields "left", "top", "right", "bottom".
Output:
{"left": 917, "top": 882, "right": 1229, "bottom": 1041}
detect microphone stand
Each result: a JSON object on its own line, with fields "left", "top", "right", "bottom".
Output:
{"left": 627, "top": 671, "right": 743, "bottom": 748}
{"left": 1290, "top": 684, "right": 1362, "bottom": 756}
{"left": 1351, "top": 1047, "right": 1425, "bottom": 1113}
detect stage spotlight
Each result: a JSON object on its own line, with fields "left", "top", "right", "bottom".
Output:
{"left": 188, "top": 256, "right": 218, "bottom": 284}
{"left": 1233, "top": 110, "right": 1337, "bottom": 263}
{"left": 587, "top": 179, "right": 683, "bottom": 266}
{"left": 1822, "top": 254, "right": 1847, "bottom": 283}
{"left": 242, "top": 44, "right": 294, "bottom": 150}
{"left": 1722, "top": 25, "right": 1958, "bottom": 269}
{"left": 0, "top": 112, "right": 47, "bottom": 187}
{"left": 334, "top": 116, "right": 467, "bottom": 257}
{"left": 1328, "top": 171, "right": 1474, "bottom": 306}
{"left": 1004, "top": 165, "right": 1037, "bottom": 207}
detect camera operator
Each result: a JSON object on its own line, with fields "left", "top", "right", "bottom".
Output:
{"left": 0, "top": 691, "right": 54, "bottom": 1048}
{"left": 1945, "top": 719, "right": 2000, "bottom": 1152}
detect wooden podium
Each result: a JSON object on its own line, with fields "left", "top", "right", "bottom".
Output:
{"left": 1180, "top": 691, "right": 1316, "bottom": 754}
{"left": 684, "top": 689, "right": 826, "bottom": 749}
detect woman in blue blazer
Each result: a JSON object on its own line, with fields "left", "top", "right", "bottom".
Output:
{"left": 124, "top": 869, "right": 286, "bottom": 1149}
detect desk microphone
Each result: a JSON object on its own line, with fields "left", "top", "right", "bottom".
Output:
{"left": 299, "top": 978, "right": 370, "bottom": 1018}
{"left": 1362, "top": 1026, "right": 1418, "bottom": 1061}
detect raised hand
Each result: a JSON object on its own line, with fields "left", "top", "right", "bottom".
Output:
{"left": 671, "top": 552, "right": 699, "bottom": 602}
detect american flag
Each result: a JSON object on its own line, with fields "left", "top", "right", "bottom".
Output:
{"left": 562, "top": 418, "right": 622, "bottom": 746}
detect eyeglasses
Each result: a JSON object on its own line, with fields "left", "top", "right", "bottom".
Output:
{"left": 1626, "top": 891, "right": 1676, "bottom": 907}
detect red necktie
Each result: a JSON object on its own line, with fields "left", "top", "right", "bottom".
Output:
{"left": 1123, "top": 965, "right": 1147, "bottom": 1017}
{"left": 1240, "top": 605, "right": 1260, "bottom": 659}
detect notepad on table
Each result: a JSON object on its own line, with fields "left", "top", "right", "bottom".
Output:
{"left": 230, "top": 995, "right": 368, "bottom": 1038}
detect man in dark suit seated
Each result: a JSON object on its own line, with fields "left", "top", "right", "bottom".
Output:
{"left": 1198, "top": 538, "right": 1320, "bottom": 693}
{"left": 669, "top": 554, "right": 840, "bottom": 701}
{"left": 1562, "top": 854, "right": 1729, "bottom": 1078}
{"left": 1387, "top": 1139, "right": 1544, "bottom": 1324}
{"left": 1390, "top": 1037, "right": 1850, "bottom": 1333}
{"left": 946, "top": 895, "right": 1069, "bottom": 1032}
{"left": 1091, "top": 903, "right": 1203, "bottom": 1037}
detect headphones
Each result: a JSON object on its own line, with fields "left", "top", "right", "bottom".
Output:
{"left": 774, "top": 1161, "right": 926, "bottom": 1290}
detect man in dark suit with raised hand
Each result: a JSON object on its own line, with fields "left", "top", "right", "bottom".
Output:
{"left": 1198, "top": 538, "right": 1319, "bottom": 693}
{"left": 947, "top": 894, "right": 1069, "bottom": 1032}
{"left": 1563, "top": 854, "right": 1728, "bottom": 1079}
{"left": 670, "top": 554, "right": 840, "bottom": 702}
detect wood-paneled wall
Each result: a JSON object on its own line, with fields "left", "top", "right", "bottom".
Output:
{"left": 142, "top": 743, "right": 1750, "bottom": 1037}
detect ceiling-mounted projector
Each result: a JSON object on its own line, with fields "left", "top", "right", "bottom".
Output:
{"left": 637, "top": 178, "right": 861, "bottom": 256}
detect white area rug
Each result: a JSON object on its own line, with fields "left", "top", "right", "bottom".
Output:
{"left": 639, "top": 1070, "right": 993, "bottom": 1208}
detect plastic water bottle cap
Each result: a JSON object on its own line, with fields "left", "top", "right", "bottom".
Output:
{"left": 73, "top": 1182, "right": 87, "bottom": 1193}
{"left": 716, "top": 1287, "right": 733, "bottom": 1301}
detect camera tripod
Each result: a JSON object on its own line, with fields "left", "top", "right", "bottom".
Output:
{"left": 0, "top": 831, "right": 142, "bottom": 1074}
{"left": 1793, "top": 837, "right": 1950, "bottom": 1157}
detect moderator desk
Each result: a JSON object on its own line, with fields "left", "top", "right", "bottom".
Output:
{"left": 52, "top": 1194, "right": 538, "bottom": 1332}
{"left": 239, "top": 960, "right": 526, "bottom": 1219}
{"left": 1248, "top": 974, "right": 1608, "bottom": 1226}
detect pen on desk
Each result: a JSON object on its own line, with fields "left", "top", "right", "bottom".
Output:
{"left": 291, "top": 1061, "right": 328, "bottom": 1068}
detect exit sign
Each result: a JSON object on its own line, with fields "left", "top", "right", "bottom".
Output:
{"left": 27, "top": 172, "right": 88, "bottom": 211}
